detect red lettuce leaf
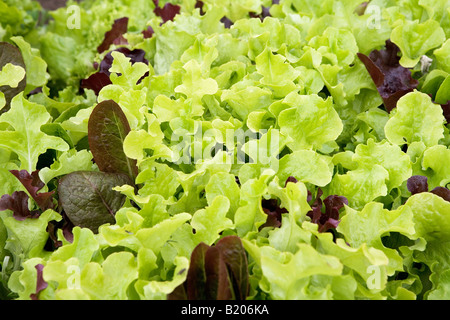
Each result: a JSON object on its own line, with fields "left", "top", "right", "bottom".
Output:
{"left": 357, "top": 40, "right": 419, "bottom": 113}
{"left": 307, "top": 189, "right": 348, "bottom": 233}
{"left": 260, "top": 198, "right": 287, "bottom": 229}
{"left": 249, "top": 6, "right": 272, "bottom": 21}
{"left": 45, "top": 221, "right": 63, "bottom": 250}
{"left": 88, "top": 99, "right": 138, "bottom": 181}
{"left": 440, "top": 101, "right": 450, "bottom": 124}
{"left": 204, "top": 245, "right": 233, "bottom": 300}
{"left": 81, "top": 47, "right": 148, "bottom": 95}
{"left": 58, "top": 171, "right": 132, "bottom": 233}
{"left": 153, "top": 0, "right": 181, "bottom": 23}
{"left": 80, "top": 72, "right": 111, "bottom": 96}
{"left": 220, "top": 16, "right": 233, "bottom": 29}
{"left": 195, "top": 0, "right": 206, "bottom": 15}
{"left": 142, "top": 26, "right": 155, "bottom": 39}
{"left": 97, "top": 17, "right": 129, "bottom": 53}
{"left": 99, "top": 47, "right": 148, "bottom": 76}
{"left": 0, "top": 191, "right": 40, "bottom": 221}
{"left": 430, "top": 187, "right": 450, "bottom": 202}
{"left": 407, "top": 175, "right": 429, "bottom": 195}
{"left": 168, "top": 236, "right": 249, "bottom": 300}
{"left": 30, "top": 264, "right": 48, "bottom": 300}
{"left": 185, "top": 242, "right": 209, "bottom": 300}
{"left": 9, "top": 170, "right": 54, "bottom": 211}
{"left": 407, "top": 175, "right": 450, "bottom": 202}
{"left": 214, "top": 236, "right": 249, "bottom": 300}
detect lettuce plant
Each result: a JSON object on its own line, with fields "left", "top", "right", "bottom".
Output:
{"left": 0, "top": 0, "right": 449, "bottom": 301}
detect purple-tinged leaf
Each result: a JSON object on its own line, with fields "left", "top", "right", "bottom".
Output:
{"left": 186, "top": 242, "right": 209, "bottom": 300}
{"left": 441, "top": 101, "right": 450, "bottom": 124}
{"left": 142, "top": 26, "right": 155, "bottom": 39}
{"left": 80, "top": 72, "right": 112, "bottom": 96}
{"left": 195, "top": 0, "right": 205, "bottom": 15}
{"left": 220, "top": 16, "right": 233, "bottom": 29}
{"left": 99, "top": 48, "right": 148, "bottom": 76}
{"left": 61, "top": 214, "right": 75, "bottom": 243}
{"left": 358, "top": 40, "right": 419, "bottom": 113}
{"left": 249, "top": 6, "right": 272, "bottom": 21}
{"left": 0, "top": 191, "right": 39, "bottom": 221}
{"left": 168, "top": 236, "right": 249, "bottom": 300}
{"left": 323, "top": 195, "right": 348, "bottom": 219}
{"left": 9, "top": 170, "right": 54, "bottom": 211}
{"left": 0, "top": 42, "right": 26, "bottom": 114}
{"left": 97, "top": 17, "right": 129, "bottom": 53}
{"left": 88, "top": 100, "right": 138, "bottom": 181}
{"left": 430, "top": 187, "right": 450, "bottom": 202}
{"left": 46, "top": 221, "right": 63, "bottom": 250}
{"left": 260, "top": 198, "right": 287, "bottom": 229}
{"left": 167, "top": 282, "right": 188, "bottom": 300}
{"left": 153, "top": 0, "right": 181, "bottom": 23}
{"left": 214, "top": 236, "right": 249, "bottom": 301}
{"left": 30, "top": 264, "right": 48, "bottom": 300}
{"left": 407, "top": 175, "right": 429, "bottom": 195}
{"left": 58, "top": 171, "right": 132, "bottom": 233}
{"left": 81, "top": 48, "right": 148, "bottom": 95}
{"left": 307, "top": 189, "right": 347, "bottom": 233}
{"left": 407, "top": 175, "right": 450, "bottom": 202}
{"left": 284, "top": 176, "right": 298, "bottom": 186}
{"left": 321, "top": 195, "right": 348, "bottom": 232}
{"left": 205, "top": 245, "right": 233, "bottom": 300}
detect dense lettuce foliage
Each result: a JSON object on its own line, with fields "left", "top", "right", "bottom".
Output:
{"left": 0, "top": 0, "right": 449, "bottom": 300}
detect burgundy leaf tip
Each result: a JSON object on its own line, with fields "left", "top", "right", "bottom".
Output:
{"left": 30, "top": 264, "right": 48, "bottom": 300}
{"left": 9, "top": 170, "right": 54, "bottom": 211}
{"left": 153, "top": 0, "right": 181, "bottom": 23}
{"left": 307, "top": 189, "right": 347, "bottom": 233}
{"left": 97, "top": 17, "right": 129, "bottom": 53}
{"left": 358, "top": 40, "right": 419, "bottom": 113}
{"left": 407, "top": 175, "right": 429, "bottom": 195}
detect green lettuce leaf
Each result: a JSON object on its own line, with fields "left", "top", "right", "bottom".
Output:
{"left": 337, "top": 202, "right": 416, "bottom": 275}
{"left": 384, "top": 91, "right": 445, "bottom": 148}
{"left": 277, "top": 93, "right": 343, "bottom": 151}
{"left": 0, "top": 94, "right": 69, "bottom": 173}
{"left": 391, "top": 19, "right": 446, "bottom": 68}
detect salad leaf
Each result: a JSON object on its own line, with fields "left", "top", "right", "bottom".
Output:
{"left": 384, "top": 91, "right": 445, "bottom": 147}
{"left": 58, "top": 171, "right": 132, "bottom": 233}
{"left": 29, "top": 264, "right": 47, "bottom": 300}
{"left": 8, "top": 170, "right": 54, "bottom": 211}
{"left": 0, "top": 42, "right": 26, "bottom": 113}
{"left": 0, "top": 190, "right": 40, "bottom": 221}
{"left": 2, "top": 0, "right": 450, "bottom": 302}
{"left": 407, "top": 175, "right": 429, "bottom": 195}
{"left": 277, "top": 93, "right": 343, "bottom": 151}
{"left": 169, "top": 235, "right": 249, "bottom": 300}
{"left": 391, "top": 19, "right": 445, "bottom": 68}
{"left": 307, "top": 189, "right": 348, "bottom": 233}
{"left": 337, "top": 202, "right": 415, "bottom": 275}
{"left": 88, "top": 100, "right": 138, "bottom": 181}
{"left": 357, "top": 40, "right": 419, "bottom": 112}
{"left": 10, "top": 36, "right": 49, "bottom": 90}
{"left": 154, "top": 0, "right": 181, "bottom": 23}
{"left": 0, "top": 94, "right": 69, "bottom": 173}
{"left": 434, "top": 39, "right": 450, "bottom": 74}
{"left": 97, "top": 17, "right": 129, "bottom": 54}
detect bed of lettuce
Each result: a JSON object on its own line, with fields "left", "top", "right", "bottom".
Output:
{"left": 0, "top": 0, "right": 450, "bottom": 300}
